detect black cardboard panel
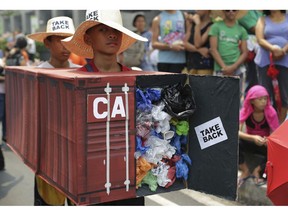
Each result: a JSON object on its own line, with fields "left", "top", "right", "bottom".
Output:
{"left": 187, "top": 75, "right": 240, "bottom": 200}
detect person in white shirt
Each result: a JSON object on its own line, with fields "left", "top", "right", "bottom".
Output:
{"left": 27, "top": 16, "right": 80, "bottom": 206}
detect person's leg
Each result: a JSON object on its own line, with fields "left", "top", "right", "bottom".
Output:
{"left": 197, "top": 69, "right": 213, "bottom": 76}
{"left": 0, "top": 93, "right": 5, "bottom": 141}
{"left": 249, "top": 144, "right": 267, "bottom": 185}
{"left": 0, "top": 144, "right": 4, "bottom": 171}
{"left": 244, "top": 61, "right": 258, "bottom": 97}
{"left": 257, "top": 65, "right": 275, "bottom": 108}
{"left": 0, "top": 93, "right": 5, "bottom": 170}
{"left": 276, "top": 65, "right": 288, "bottom": 123}
{"left": 233, "top": 68, "right": 244, "bottom": 107}
{"left": 2, "top": 94, "right": 5, "bottom": 141}
{"left": 34, "top": 176, "right": 50, "bottom": 206}
{"left": 34, "top": 175, "right": 66, "bottom": 206}
{"left": 238, "top": 139, "right": 251, "bottom": 181}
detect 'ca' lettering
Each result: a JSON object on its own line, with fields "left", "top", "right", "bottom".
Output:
{"left": 111, "top": 96, "right": 126, "bottom": 118}
{"left": 93, "top": 97, "right": 107, "bottom": 119}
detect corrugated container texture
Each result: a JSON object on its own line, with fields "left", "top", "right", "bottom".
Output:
{"left": 5, "top": 67, "right": 39, "bottom": 172}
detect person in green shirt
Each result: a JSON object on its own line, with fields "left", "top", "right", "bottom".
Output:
{"left": 209, "top": 10, "right": 249, "bottom": 97}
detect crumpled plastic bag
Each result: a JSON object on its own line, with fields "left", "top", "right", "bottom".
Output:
{"left": 161, "top": 83, "right": 196, "bottom": 120}
{"left": 151, "top": 161, "right": 171, "bottom": 187}
{"left": 138, "top": 170, "right": 158, "bottom": 192}
{"left": 151, "top": 102, "right": 172, "bottom": 134}
{"left": 136, "top": 157, "right": 153, "bottom": 187}
{"left": 143, "top": 136, "right": 176, "bottom": 164}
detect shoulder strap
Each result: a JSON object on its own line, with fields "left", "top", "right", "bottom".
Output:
{"left": 84, "top": 62, "right": 94, "bottom": 72}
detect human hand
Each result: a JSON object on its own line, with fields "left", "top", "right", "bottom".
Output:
{"left": 191, "top": 14, "right": 201, "bottom": 25}
{"left": 170, "top": 42, "right": 185, "bottom": 52}
{"left": 198, "top": 47, "right": 210, "bottom": 58}
{"left": 271, "top": 45, "right": 285, "bottom": 61}
{"left": 253, "top": 135, "right": 266, "bottom": 146}
{"left": 221, "top": 65, "right": 236, "bottom": 76}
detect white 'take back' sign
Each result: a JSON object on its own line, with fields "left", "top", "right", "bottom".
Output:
{"left": 194, "top": 117, "right": 228, "bottom": 150}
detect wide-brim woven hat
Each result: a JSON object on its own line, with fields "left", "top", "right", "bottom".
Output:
{"left": 27, "top": 16, "right": 75, "bottom": 42}
{"left": 210, "top": 10, "right": 248, "bottom": 20}
{"left": 61, "top": 10, "right": 148, "bottom": 59}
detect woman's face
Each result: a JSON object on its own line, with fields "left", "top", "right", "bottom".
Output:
{"left": 134, "top": 16, "right": 146, "bottom": 33}
{"left": 251, "top": 96, "right": 268, "bottom": 111}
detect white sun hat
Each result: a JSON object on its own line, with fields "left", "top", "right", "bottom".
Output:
{"left": 61, "top": 10, "right": 148, "bottom": 59}
{"left": 27, "top": 16, "right": 75, "bottom": 42}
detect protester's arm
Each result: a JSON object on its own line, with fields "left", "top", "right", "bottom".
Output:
{"left": 183, "top": 18, "right": 197, "bottom": 52}
{"left": 230, "top": 39, "right": 249, "bottom": 70}
{"left": 256, "top": 16, "right": 284, "bottom": 59}
{"left": 193, "top": 15, "right": 211, "bottom": 48}
{"left": 209, "top": 36, "right": 226, "bottom": 69}
{"left": 239, "top": 122, "right": 267, "bottom": 146}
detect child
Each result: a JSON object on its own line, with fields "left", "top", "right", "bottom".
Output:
{"left": 28, "top": 16, "right": 80, "bottom": 69}
{"left": 62, "top": 10, "right": 148, "bottom": 205}
{"left": 151, "top": 10, "right": 187, "bottom": 73}
{"left": 238, "top": 85, "right": 279, "bottom": 186}
{"left": 27, "top": 16, "right": 80, "bottom": 206}
{"left": 184, "top": 10, "right": 214, "bottom": 75}
{"left": 209, "top": 10, "right": 249, "bottom": 96}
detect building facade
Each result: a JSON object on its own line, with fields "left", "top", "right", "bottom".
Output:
{"left": 0, "top": 10, "right": 160, "bottom": 35}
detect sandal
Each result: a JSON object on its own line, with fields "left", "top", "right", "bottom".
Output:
{"left": 238, "top": 175, "right": 251, "bottom": 187}
{"left": 250, "top": 175, "right": 266, "bottom": 186}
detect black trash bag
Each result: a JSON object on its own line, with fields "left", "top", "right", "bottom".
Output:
{"left": 161, "top": 82, "right": 196, "bottom": 120}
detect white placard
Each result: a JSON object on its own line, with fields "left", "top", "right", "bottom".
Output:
{"left": 194, "top": 117, "right": 228, "bottom": 150}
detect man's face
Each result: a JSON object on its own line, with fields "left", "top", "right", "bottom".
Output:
{"left": 85, "top": 24, "right": 122, "bottom": 55}
{"left": 223, "top": 10, "right": 238, "bottom": 21}
{"left": 44, "top": 35, "right": 71, "bottom": 62}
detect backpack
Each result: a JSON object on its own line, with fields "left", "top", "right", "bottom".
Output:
{"left": 5, "top": 50, "right": 24, "bottom": 66}
{"left": 123, "top": 39, "right": 145, "bottom": 68}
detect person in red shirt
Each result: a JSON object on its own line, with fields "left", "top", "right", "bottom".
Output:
{"left": 62, "top": 10, "right": 147, "bottom": 73}
{"left": 62, "top": 10, "right": 147, "bottom": 205}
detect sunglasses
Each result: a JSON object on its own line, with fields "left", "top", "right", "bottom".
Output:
{"left": 224, "top": 10, "right": 238, "bottom": 12}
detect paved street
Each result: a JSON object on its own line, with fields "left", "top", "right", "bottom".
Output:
{"left": 0, "top": 142, "right": 241, "bottom": 206}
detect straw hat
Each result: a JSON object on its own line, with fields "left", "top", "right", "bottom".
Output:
{"left": 61, "top": 10, "right": 148, "bottom": 59}
{"left": 210, "top": 10, "right": 248, "bottom": 20}
{"left": 27, "top": 16, "right": 75, "bottom": 42}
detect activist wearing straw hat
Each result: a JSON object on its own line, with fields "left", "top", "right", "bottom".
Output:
{"left": 62, "top": 10, "right": 147, "bottom": 206}
{"left": 28, "top": 16, "right": 80, "bottom": 206}
{"left": 27, "top": 16, "right": 80, "bottom": 68}
{"left": 27, "top": 16, "right": 75, "bottom": 42}
{"left": 62, "top": 10, "right": 148, "bottom": 73}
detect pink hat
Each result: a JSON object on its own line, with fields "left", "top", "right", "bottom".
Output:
{"left": 240, "top": 85, "right": 279, "bottom": 132}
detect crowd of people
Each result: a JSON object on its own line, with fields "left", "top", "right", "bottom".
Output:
{"left": 0, "top": 9, "right": 288, "bottom": 205}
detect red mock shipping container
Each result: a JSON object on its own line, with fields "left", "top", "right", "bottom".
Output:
{"left": 5, "top": 67, "right": 39, "bottom": 172}
{"left": 5, "top": 66, "right": 240, "bottom": 205}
